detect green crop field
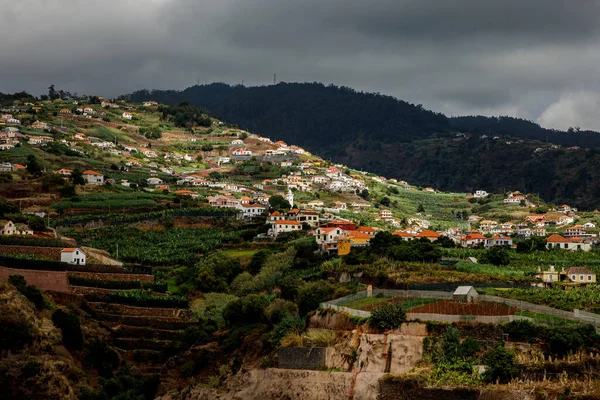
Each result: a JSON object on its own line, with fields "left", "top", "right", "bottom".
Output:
{"left": 70, "top": 226, "right": 240, "bottom": 266}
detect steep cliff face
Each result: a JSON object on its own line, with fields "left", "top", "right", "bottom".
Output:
{"left": 160, "top": 368, "right": 381, "bottom": 400}
{"left": 0, "top": 281, "right": 83, "bottom": 400}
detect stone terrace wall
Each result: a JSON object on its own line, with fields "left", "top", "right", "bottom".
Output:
{"left": 87, "top": 302, "right": 192, "bottom": 319}
{"left": 68, "top": 271, "right": 154, "bottom": 282}
{"left": 278, "top": 347, "right": 329, "bottom": 370}
{"left": 0, "top": 266, "right": 69, "bottom": 292}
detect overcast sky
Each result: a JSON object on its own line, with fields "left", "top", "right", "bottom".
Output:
{"left": 2, "top": 0, "right": 600, "bottom": 130}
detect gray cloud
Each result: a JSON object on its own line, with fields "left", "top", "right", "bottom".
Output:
{"left": 2, "top": 0, "right": 600, "bottom": 130}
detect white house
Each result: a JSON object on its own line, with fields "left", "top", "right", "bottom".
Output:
{"left": 546, "top": 234, "right": 592, "bottom": 252}
{"left": 473, "top": 190, "right": 489, "bottom": 198}
{"left": 82, "top": 170, "right": 104, "bottom": 185}
{"left": 237, "top": 203, "right": 266, "bottom": 219}
{"left": 14, "top": 223, "right": 33, "bottom": 235}
{"left": 271, "top": 220, "right": 302, "bottom": 237}
{"left": 0, "top": 220, "right": 16, "bottom": 235}
{"left": 122, "top": 112, "right": 133, "bottom": 120}
{"left": 146, "top": 177, "right": 163, "bottom": 186}
{"left": 379, "top": 209, "right": 393, "bottom": 219}
{"left": 60, "top": 248, "right": 86, "bottom": 265}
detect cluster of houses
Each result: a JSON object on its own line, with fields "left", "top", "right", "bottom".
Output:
{"left": 0, "top": 220, "right": 33, "bottom": 236}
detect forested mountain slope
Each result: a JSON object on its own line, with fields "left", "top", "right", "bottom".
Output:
{"left": 126, "top": 83, "right": 600, "bottom": 208}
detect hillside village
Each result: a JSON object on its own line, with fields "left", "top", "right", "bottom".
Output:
{"left": 6, "top": 94, "right": 600, "bottom": 399}
{"left": 1, "top": 97, "right": 600, "bottom": 258}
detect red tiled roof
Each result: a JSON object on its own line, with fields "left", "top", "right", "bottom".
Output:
{"left": 348, "top": 231, "right": 372, "bottom": 240}
{"left": 565, "top": 267, "right": 593, "bottom": 275}
{"left": 82, "top": 170, "right": 102, "bottom": 176}
{"left": 393, "top": 231, "right": 414, "bottom": 237}
{"left": 546, "top": 233, "right": 568, "bottom": 243}
{"left": 465, "top": 233, "right": 486, "bottom": 240}
{"left": 416, "top": 230, "right": 440, "bottom": 238}
{"left": 274, "top": 220, "right": 301, "bottom": 225}
{"left": 357, "top": 226, "right": 377, "bottom": 233}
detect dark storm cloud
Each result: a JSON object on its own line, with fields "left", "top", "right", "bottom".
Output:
{"left": 2, "top": 0, "right": 600, "bottom": 130}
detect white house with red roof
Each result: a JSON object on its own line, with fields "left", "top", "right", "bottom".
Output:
{"left": 415, "top": 230, "right": 441, "bottom": 242}
{"left": 271, "top": 220, "right": 302, "bottom": 237}
{"left": 82, "top": 170, "right": 104, "bottom": 185}
{"left": 485, "top": 235, "right": 513, "bottom": 248}
{"left": 461, "top": 232, "right": 487, "bottom": 247}
{"left": 392, "top": 231, "right": 415, "bottom": 241}
{"left": 236, "top": 203, "right": 266, "bottom": 219}
{"left": 61, "top": 248, "right": 86, "bottom": 265}
{"left": 56, "top": 169, "right": 73, "bottom": 176}
{"left": 546, "top": 234, "right": 591, "bottom": 251}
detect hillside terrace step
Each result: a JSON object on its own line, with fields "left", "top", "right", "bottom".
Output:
{"left": 87, "top": 302, "right": 192, "bottom": 319}
{"left": 114, "top": 337, "right": 180, "bottom": 351}
{"left": 93, "top": 313, "right": 196, "bottom": 330}
{"left": 116, "top": 348, "right": 166, "bottom": 365}
{"left": 111, "top": 324, "right": 186, "bottom": 340}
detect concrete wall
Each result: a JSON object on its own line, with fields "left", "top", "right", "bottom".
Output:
{"left": 278, "top": 347, "right": 328, "bottom": 370}
{"left": 0, "top": 266, "right": 70, "bottom": 292}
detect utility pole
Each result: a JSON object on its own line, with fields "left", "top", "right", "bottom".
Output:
{"left": 273, "top": 74, "right": 276, "bottom": 85}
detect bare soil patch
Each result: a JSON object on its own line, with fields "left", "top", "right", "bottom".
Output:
{"left": 409, "top": 300, "right": 516, "bottom": 316}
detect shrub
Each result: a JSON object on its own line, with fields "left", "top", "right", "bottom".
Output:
{"left": 85, "top": 338, "right": 119, "bottom": 378}
{"left": 481, "top": 246, "right": 510, "bottom": 266}
{"left": 223, "top": 294, "right": 270, "bottom": 326}
{"left": 369, "top": 302, "right": 406, "bottom": 330}
{"left": 482, "top": 342, "right": 516, "bottom": 383}
{"left": 264, "top": 315, "right": 306, "bottom": 348}
{"left": 0, "top": 307, "right": 35, "bottom": 351}
{"left": 297, "top": 280, "right": 336, "bottom": 315}
{"left": 265, "top": 299, "right": 299, "bottom": 324}
{"left": 52, "top": 309, "right": 84, "bottom": 351}
{"left": 9, "top": 275, "right": 45, "bottom": 309}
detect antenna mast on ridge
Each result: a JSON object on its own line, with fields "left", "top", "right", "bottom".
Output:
{"left": 273, "top": 74, "right": 276, "bottom": 85}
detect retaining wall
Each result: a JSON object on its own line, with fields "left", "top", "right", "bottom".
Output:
{"left": 87, "top": 302, "right": 192, "bottom": 319}
{"left": 0, "top": 266, "right": 70, "bottom": 292}
{"left": 278, "top": 347, "right": 329, "bottom": 370}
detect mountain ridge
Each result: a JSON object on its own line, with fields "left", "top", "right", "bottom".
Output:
{"left": 124, "top": 82, "right": 600, "bottom": 208}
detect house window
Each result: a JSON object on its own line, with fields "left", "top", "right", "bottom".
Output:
{"left": 572, "top": 275, "right": 576, "bottom": 281}
{"left": 548, "top": 275, "right": 553, "bottom": 282}
{"left": 580, "top": 275, "right": 584, "bottom": 281}
{"left": 588, "top": 275, "right": 592, "bottom": 281}
{"left": 564, "top": 244, "right": 568, "bottom": 249}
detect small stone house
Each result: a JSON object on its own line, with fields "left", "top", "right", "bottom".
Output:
{"left": 453, "top": 286, "right": 478, "bottom": 303}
